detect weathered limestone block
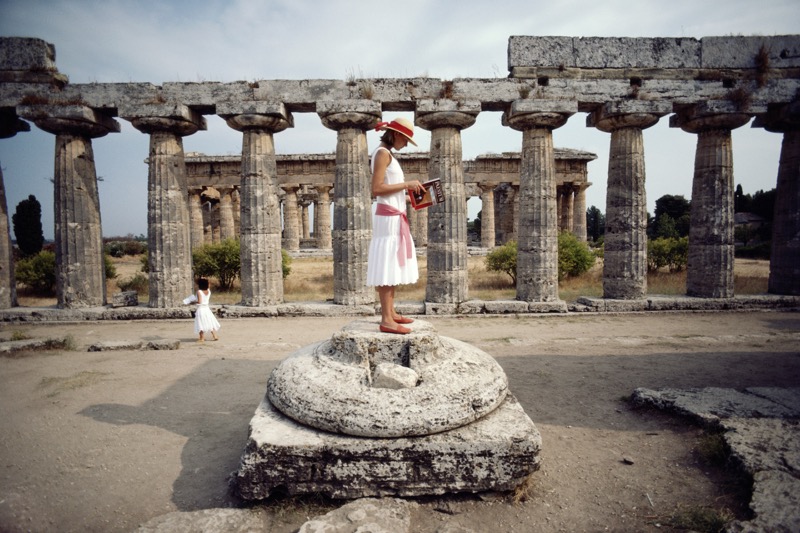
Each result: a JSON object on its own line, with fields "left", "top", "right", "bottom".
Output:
{"left": 88, "top": 340, "right": 144, "bottom": 352}
{"left": 298, "top": 498, "right": 415, "bottom": 533}
{"left": 372, "top": 363, "right": 419, "bottom": 389}
{"left": 268, "top": 320, "right": 508, "bottom": 437}
{"left": 0, "top": 338, "right": 68, "bottom": 354}
{"left": 145, "top": 339, "right": 180, "bottom": 350}
{"left": 234, "top": 393, "right": 540, "bottom": 500}
{"left": 111, "top": 290, "right": 139, "bottom": 308}
{"left": 484, "top": 300, "right": 529, "bottom": 314}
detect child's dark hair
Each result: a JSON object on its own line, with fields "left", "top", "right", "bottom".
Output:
{"left": 197, "top": 278, "right": 209, "bottom": 290}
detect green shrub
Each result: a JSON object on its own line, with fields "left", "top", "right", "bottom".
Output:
{"left": 104, "top": 254, "right": 117, "bottom": 279}
{"left": 558, "top": 232, "right": 595, "bottom": 280}
{"left": 117, "top": 273, "right": 149, "bottom": 295}
{"left": 648, "top": 237, "right": 688, "bottom": 272}
{"left": 485, "top": 240, "right": 517, "bottom": 284}
{"left": 192, "top": 239, "right": 241, "bottom": 291}
{"left": 282, "top": 249, "right": 292, "bottom": 279}
{"left": 140, "top": 251, "right": 149, "bottom": 273}
{"left": 15, "top": 250, "right": 56, "bottom": 294}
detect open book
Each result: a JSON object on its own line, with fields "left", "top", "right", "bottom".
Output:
{"left": 409, "top": 179, "right": 445, "bottom": 210}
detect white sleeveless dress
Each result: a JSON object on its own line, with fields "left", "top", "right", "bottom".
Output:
{"left": 366, "top": 147, "right": 419, "bottom": 287}
{"left": 194, "top": 289, "right": 221, "bottom": 333}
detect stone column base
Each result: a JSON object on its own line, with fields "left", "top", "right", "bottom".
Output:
{"left": 234, "top": 393, "right": 540, "bottom": 500}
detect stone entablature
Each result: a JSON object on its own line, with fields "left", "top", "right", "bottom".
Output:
{"left": 1, "top": 34, "right": 799, "bottom": 309}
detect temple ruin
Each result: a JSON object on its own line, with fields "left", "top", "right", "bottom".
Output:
{"left": 184, "top": 149, "right": 596, "bottom": 252}
{"left": 0, "top": 35, "right": 798, "bottom": 312}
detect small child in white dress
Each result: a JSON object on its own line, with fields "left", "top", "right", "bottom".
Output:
{"left": 193, "top": 278, "right": 220, "bottom": 342}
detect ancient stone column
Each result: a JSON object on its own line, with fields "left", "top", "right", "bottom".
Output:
{"left": 416, "top": 100, "right": 480, "bottom": 304}
{"left": 318, "top": 100, "right": 380, "bottom": 306}
{"left": 122, "top": 104, "right": 205, "bottom": 308}
{"left": 572, "top": 183, "right": 588, "bottom": 242}
{"left": 188, "top": 190, "right": 205, "bottom": 249}
{"left": 589, "top": 101, "right": 671, "bottom": 299}
{"left": 560, "top": 184, "right": 574, "bottom": 233}
{"left": 232, "top": 187, "right": 241, "bottom": 236}
{"left": 479, "top": 183, "right": 496, "bottom": 249}
{"left": 314, "top": 185, "right": 333, "bottom": 250}
{"left": 408, "top": 205, "right": 428, "bottom": 248}
{"left": 19, "top": 105, "right": 120, "bottom": 308}
{"left": 0, "top": 111, "right": 29, "bottom": 308}
{"left": 211, "top": 205, "right": 221, "bottom": 243}
{"left": 300, "top": 201, "right": 311, "bottom": 240}
{"left": 505, "top": 100, "right": 576, "bottom": 302}
{"left": 672, "top": 102, "right": 751, "bottom": 298}
{"left": 755, "top": 102, "right": 800, "bottom": 296}
{"left": 220, "top": 103, "right": 292, "bottom": 306}
{"left": 280, "top": 185, "right": 301, "bottom": 252}
{"left": 0, "top": 165, "right": 17, "bottom": 308}
{"left": 218, "top": 187, "right": 236, "bottom": 241}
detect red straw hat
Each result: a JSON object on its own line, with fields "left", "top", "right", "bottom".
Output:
{"left": 375, "top": 117, "right": 417, "bottom": 146}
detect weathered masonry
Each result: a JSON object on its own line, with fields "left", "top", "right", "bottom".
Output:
{"left": 184, "top": 149, "right": 595, "bottom": 252}
{"left": 0, "top": 35, "right": 798, "bottom": 311}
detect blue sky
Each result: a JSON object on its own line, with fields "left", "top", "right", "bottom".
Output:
{"left": 1, "top": 0, "right": 798, "bottom": 239}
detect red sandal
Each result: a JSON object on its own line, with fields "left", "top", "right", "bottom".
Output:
{"left": 379, "top": 324, "right": 411, "bottom": 335}
{"left": 394, "top": 315, "right": 414, "bottom": 324}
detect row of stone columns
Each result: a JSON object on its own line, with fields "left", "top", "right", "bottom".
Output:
{"left": 5, "top": 97, "right": 799, "bottom": 309}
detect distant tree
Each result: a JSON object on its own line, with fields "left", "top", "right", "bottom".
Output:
{"left": 11, "top": 194, "right": 44, "bottom": 257}
{"left": 586, "top": 206, "right": 605, "bottom": 242}
{"left": 749, "top": 189, "right": 776, "bottom": 222}
{"left": 653, "top": 213, "right": 679, "bottom": 239}
{"left": 652, "top": 195, "right": 690, "bottom": 238}
{"left": 734, "top": 184, "right": 749, "bottom": 212}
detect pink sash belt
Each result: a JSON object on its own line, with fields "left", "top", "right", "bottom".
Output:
{"left": 375, "top": 203, "right": 412, "bottom": 266}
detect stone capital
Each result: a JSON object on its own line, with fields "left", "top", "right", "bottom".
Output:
{"left": 218, "top": 101, "right": 294, "bottom": 133}
{"left": 120, "top": 103, "right": 206, "bottom": 136}
{"left": 415, "top": 99, "right": 480, "bottom": 131}
{"left": 588, "top": 100, "right": 672, "bottom": 132}
{"left": 17, "top": 104, "right": 120, "bottom": 138}
{"left": 669, "top": 101, "right": 752, "bottom": 133}
{"left": 0, "top": 109, "right": 31, "bottom": 139}
{"left": 317, "top": 99, "right": 381, "bottom": 130}
{"left": 752, "top": 100, "right": 800, "bottom": 133}
{"left": 503, "top": 99, "right": 577, "bottom": 131}
{"left": 478, "top": 182, "right": 498, "bottom": 193}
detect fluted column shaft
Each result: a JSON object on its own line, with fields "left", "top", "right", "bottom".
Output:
{"left": 300, "top": 202, "right": 311, "bottom": 240}
{"left": 769, "top": 130, "right": 800, "bottom": 295}
{"left": 417, "top": 104, "right": 478, "bottom": 304}
{"left": 673, "top": 105, "right": 751, "bottom": 298}
{"left": 19, "top": 105, "right": 121, "bottom": 308}
{"left": 0, "top": 166, "right": 17, "bottom": 308}
{"left": 124, "top": 105, "right": 205, "bottom": 308}
{"left": 560, "top": 185, "right": 574, "bottom": 233}
{"left": 591, "top": 102, "right": 669, "bottom": 299}
{"left": 145, "top": 130, "right": 194, "bottom": 306}
{"left": 218, "top": 187, "right": 236, "bottom": 241}
{"left": 505, "top": 102, "right": 574, "bottom": 302}
{"left": 221, "top": 104, "right": 293, "bottom": 307}
{"left": 757, "top": 102, "right": 800, "bottom": 296}
{"left": 189, "top": 190, "right": 204, "bottom": 249}
{"left": 479, "top": 184, "right": 496, "bottom": 249}
{"left": 53, "top": 134, "right": 106, "bottom": 307}
{"left": 319, "top": 100, "right": 380, "bottom": 305}
{"left": 281, "top": 186, "right": 301, "bottom": 252}
{"left": 314, "top": 185, "right": 332, "bottom": 250}
{"left": 572, "top": 184, "right": 588, "bottom": 241}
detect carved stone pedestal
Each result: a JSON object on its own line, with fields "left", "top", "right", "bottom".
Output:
{"left": 234, "top": 319, "right": 541, "bottom": 500}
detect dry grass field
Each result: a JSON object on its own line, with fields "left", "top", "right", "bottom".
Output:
{"left": 15, "top": 254, "right": 771, "bottom": 307}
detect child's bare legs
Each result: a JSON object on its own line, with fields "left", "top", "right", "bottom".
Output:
{"left": 377, "top": 286, "right": 396, "bottom": 328}
{"left": 211, "top": 330, "right": 219, "bottom": 341}
{"left": 198, "top": 331, "right": 205, "bottom": 343}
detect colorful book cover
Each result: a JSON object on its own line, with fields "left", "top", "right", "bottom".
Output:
{"left": 409, "top": 179, "right": 445, "bottom": 210}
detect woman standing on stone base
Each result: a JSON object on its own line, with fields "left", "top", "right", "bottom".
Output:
{"left": 367, "top": 117, "right": 424, "bottom": 335}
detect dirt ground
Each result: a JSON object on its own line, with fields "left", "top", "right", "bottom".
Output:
{"left": 1, "top": 310, "right": 799, "bottom": 532}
